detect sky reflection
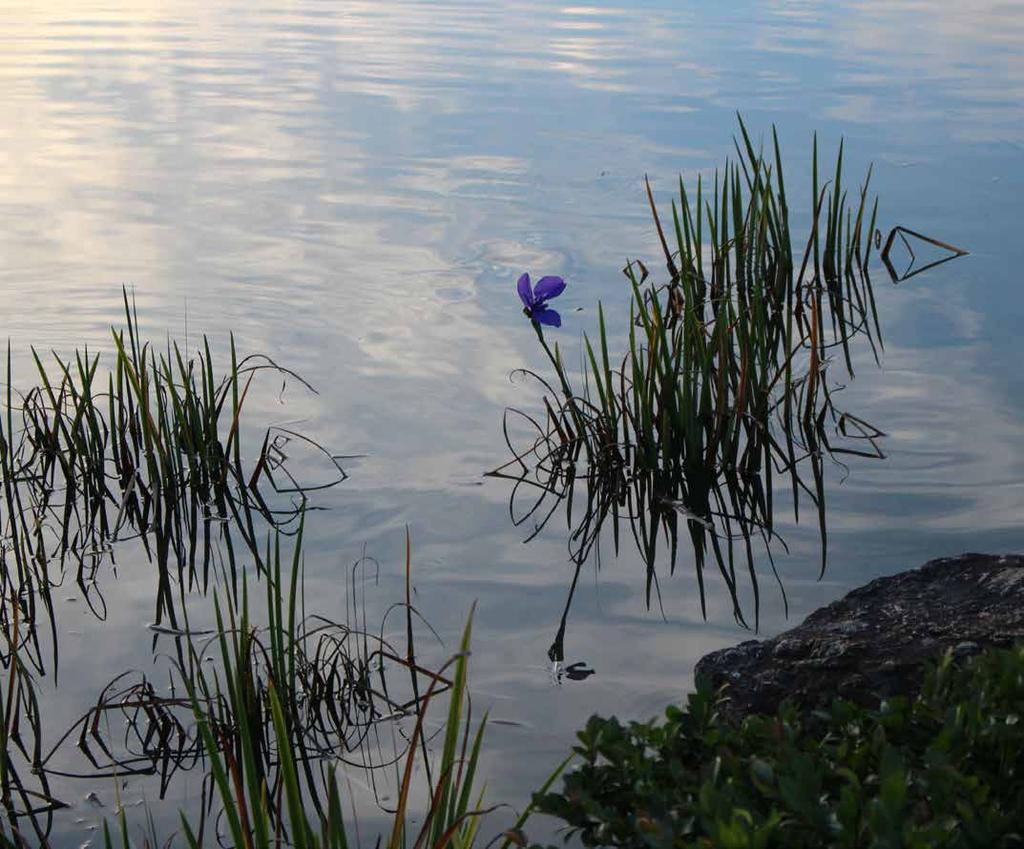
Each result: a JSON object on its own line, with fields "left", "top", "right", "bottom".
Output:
{"left": 1, "top": 0, "right": 1023, "bottom": 839}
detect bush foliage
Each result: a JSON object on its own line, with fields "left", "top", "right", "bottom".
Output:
{"left": 532, "top": 646, "right": 1024, "bottom": 848}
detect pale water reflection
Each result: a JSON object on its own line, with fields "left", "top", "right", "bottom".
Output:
{"left": 1, "top": 0, "right": 1023, "bottom": 842}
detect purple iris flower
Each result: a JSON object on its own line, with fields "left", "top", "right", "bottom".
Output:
{"left": 517, "top": 273, "right": 566, "bottom": 327}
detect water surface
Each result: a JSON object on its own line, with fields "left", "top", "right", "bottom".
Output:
{"left": 1, "top": 0, "right": 1023, "bottom": 842}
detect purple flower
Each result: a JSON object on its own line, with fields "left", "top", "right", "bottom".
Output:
{"left": 517, "top": 273, "right": 566, "bottom": 328}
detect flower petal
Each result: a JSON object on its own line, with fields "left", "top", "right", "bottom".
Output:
{"left": 516, "top": 273, "right": 533, "bottom": 307}
{"left": 532, "top": 307, "right": 561, "bottom": 328}
{"left": 533, "top": 275, "right": 566, "bottom": 302}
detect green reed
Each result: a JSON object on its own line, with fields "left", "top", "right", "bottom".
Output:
{"left": 0, "top": 518, "right": 558, "bottom": 849}
{"left": 497, "top": 119, "right": 886, "bottom": 628}
{"left": 0, "top": 289, "right": 343, "bottom": 665}
{"left": 165, "top": 595, "right": 555, "bottom": 849}
{"left": 0, "top": 296, "right": 348, "bottom": 845}
{"left": 0, "top": 592, "right": 57, "bottom": 846}
{"left": 93, "top": 574, "right": 551, "bottom": 849}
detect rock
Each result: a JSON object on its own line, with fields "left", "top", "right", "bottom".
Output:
{"left": 694, "top": 553, "right": 1024, "bottom": 720}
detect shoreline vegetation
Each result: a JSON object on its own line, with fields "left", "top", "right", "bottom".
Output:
{"left": 0, "top": 122, "right": 991, "bottom": 848}
{"left": 533, "top": 640, "right": 1024, "bottom": 849}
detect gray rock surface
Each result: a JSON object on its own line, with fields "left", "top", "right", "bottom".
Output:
{"left": 694, "top": 553, "right": 1024, "bottom": 719}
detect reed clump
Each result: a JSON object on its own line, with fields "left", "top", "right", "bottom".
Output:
{"left": 0, "top": 289, "right": 345, "bottom": 666}
{"left": 496, "top": 119, "right": 886, "bottom": 628}
{"left": 0, "top": 295, "right": 347, "bottom": 842}
{"left": 1, "top": 521, "right": 553, "bottom": 849}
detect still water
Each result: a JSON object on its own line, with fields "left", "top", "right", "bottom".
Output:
{"left": 1, "top": 0, "right": 1024, "bottom": 842}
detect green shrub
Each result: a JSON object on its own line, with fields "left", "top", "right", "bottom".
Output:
{"left": 532, "top": 646, "right": 1024, "bottom": 848}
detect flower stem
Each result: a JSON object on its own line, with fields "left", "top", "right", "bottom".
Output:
{"left": 532, "top": 321, "right": 585, "bottom": 440}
